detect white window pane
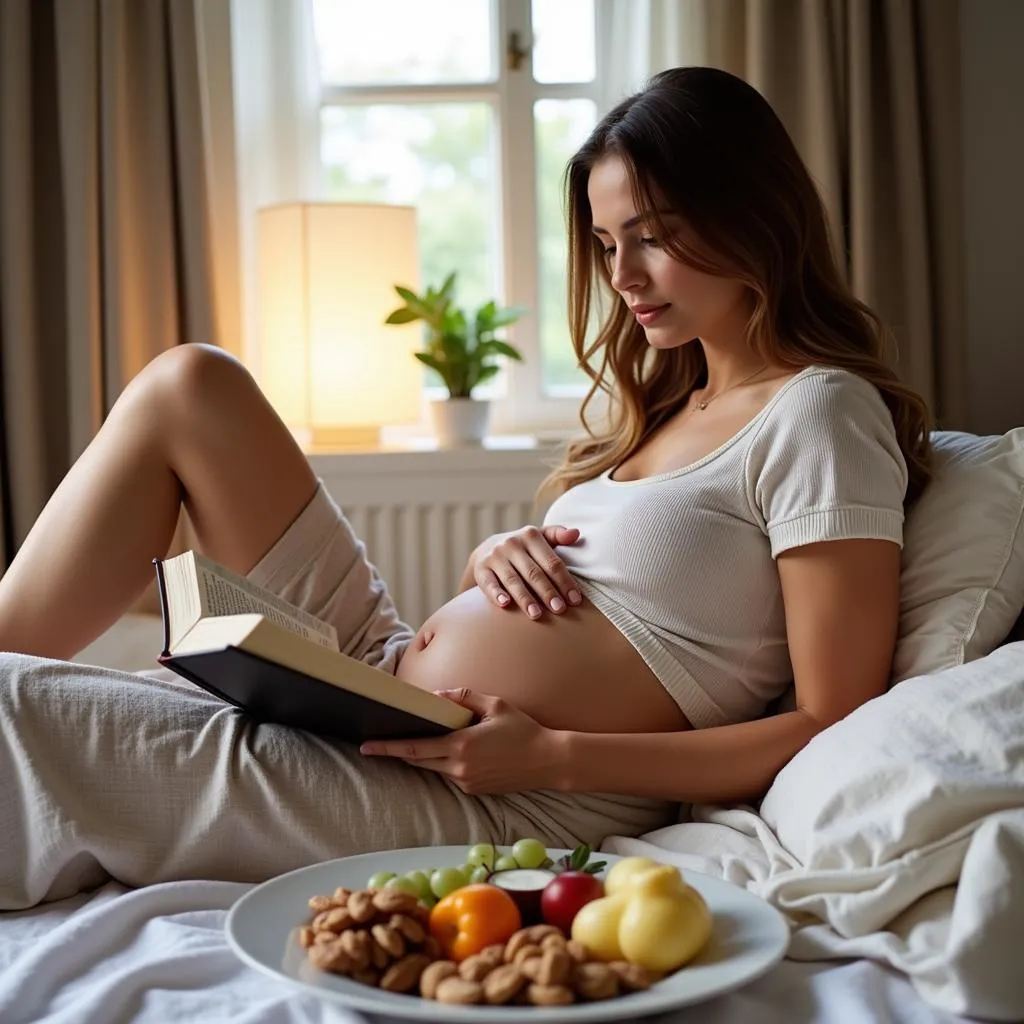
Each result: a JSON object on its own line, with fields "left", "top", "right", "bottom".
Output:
{"left": 321, "top": 104, "right": 500, "bottom": 384}
{"left": 535, "top": 99, "right": 597, "bottom": 392}
{"left": 313, "top": 0, "right": 493, "bottom": 85}
{"left": 531, "top": 0, "right": 595, "bottom": 84}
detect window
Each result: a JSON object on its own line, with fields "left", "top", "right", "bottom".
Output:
{"left": 311, "top": 0, "right": 601, "bottom": 433}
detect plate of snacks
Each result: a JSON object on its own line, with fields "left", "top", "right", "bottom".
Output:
{"left": 225, "top": 838, "right": 789, "bottom": 1021}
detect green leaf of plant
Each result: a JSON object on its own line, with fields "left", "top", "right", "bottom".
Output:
{"left": 395, "top": 286, "right": 438, "bottom": 322}
{"left": 414, "top": 352, "right": 458, "bottom": 396}
{"left": 442, "top": 306, "right": 466, "bottom": 334}
{"left": 384, "top": 308, "right": 420, "bottom": 325}
{"left": 439, "top": 271, "right": 457, "bottom": 300}
{"left": 463, "top": 341, "right": 488, "bottom": 392}
{"left": 439, "top": 332, "right": 467, "bottom": 364}
{"left": 413, "top": 352, "right": 446, "bottom": 374}
{"left": 474, "top": 364, "right": 500, "bottom": 386}
{"left": 490, "top": 307, "right": 527, "bottom": 328}
{"left": 474, "top": 300, "right": 497, "bottom": 328}
{"left": 475, "top": 339, "right": 523, "bottom": 361}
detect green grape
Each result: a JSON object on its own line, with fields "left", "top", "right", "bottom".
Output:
{"left": 430, "top": 867, "right": 467, "bottom": 899}
{"left": 404, "top": 870, "right": 433, "bottom": 901}
{"left": 466, "top": 843, "right": 497, "bottom": 870}
{"left": 367, "top": 870, "right": 396, "bottom": 889}
{"left": 468, "top": 865, "right": 491, "bottom": 884}
{"left": 511, "top": 838, "right": 548, "bottom": 870}
{"left": 385, "top": 875, "right": 420, "bottom": 896}
{"left": 494, "top": 854, "right": 519, "bottom": 872}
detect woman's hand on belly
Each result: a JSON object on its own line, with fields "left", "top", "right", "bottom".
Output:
{"left": 359, "top": 689, "right": 565, "bottom": 796}
{"left": 473, "top": 524, "right": 583, "bottom": 619}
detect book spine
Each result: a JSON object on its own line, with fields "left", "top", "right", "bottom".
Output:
{"left": 153, "top": 558, "right": 171, "bottom": 657}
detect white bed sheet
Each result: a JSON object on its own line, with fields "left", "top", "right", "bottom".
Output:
{"left": 0, "top": 880, "right": 971, "bottom": 1024}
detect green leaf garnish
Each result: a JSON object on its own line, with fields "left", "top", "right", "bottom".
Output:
{"left": 554, "top": 843, "right": 606, "bottom": 875}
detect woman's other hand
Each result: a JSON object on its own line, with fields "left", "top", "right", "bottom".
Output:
{"left": 473, "top": 525, "right": 582, "bottom": 618}
{"left": 360, "top": 689, "right": 565, "bottom": 795}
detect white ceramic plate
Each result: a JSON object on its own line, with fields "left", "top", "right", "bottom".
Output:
{"left": 226, "top": 845, "right": 789, "bottom": 1022}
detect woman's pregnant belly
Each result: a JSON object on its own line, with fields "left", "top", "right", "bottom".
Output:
{"left": 395, "top": 587, "right": 692, "bottom": 734}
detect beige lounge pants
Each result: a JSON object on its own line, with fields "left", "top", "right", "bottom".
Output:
{"left": 0, "top": 484, "right": 675, "bottom": 909}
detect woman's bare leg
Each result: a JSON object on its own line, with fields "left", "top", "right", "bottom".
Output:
{"left": 0, "top": 344, "right": 318, "bottom": 660}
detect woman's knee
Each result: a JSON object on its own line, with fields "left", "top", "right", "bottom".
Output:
{"left": 115, "top": 344, "right": 267, "bottom": 436}
{"left": 147, "top": 343, "right": 258, "bottom": 408}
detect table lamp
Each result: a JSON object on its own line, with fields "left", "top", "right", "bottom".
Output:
{"left": 257, "top": 202, "right": 422, "bottom": 450}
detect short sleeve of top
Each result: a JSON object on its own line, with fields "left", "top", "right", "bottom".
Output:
{"left": 744, "top": 368, "right": 909, "bottom": 558}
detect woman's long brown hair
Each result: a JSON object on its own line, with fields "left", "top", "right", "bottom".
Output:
{"left": 541, "top": 67, "right": 932, "bottom": 505}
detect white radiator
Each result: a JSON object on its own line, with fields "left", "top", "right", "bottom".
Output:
{"left": 309, "top": 444, "right": 554, "bottom": 628}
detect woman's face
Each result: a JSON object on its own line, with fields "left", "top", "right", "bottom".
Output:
{"left": 587, "top": 154, "right": 749, "bottom": 349}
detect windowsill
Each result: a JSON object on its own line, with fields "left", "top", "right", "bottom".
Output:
{"left": 374, "top": 432, "right": 552, "bottom": 452}
{"left": 303, "top": 432, "right": 567, "bottom": 466}
{"left": 302, "top": 434, "right": 567, "bottom": 481}
{"left": 298, "top": 425, "right": 577, "bottom": 456}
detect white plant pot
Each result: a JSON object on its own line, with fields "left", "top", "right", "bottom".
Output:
{"left": 429, "top": 397, "right": 491, "bottom": 448}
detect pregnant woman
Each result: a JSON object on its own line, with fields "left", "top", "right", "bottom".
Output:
{"left": 0, "top": 67, "right": 930, "bottom": 908}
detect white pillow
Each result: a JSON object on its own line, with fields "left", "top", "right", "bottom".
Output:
{"left": 761, "top": 640, "right": 1024, "bottom": 896}
{"left": 893, "top": 428, "right": 1024, "bottom": 682}
{"left": 757, "top": 645, "right": 1024, "bottom": 1020}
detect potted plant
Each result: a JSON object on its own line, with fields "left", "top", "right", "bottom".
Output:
{"left": 385, "top": 272, "right": 525, "bottom": 447}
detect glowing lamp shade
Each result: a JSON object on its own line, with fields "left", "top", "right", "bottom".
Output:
{"left": 257, "top": 203, "right": 422, "bottom": 449}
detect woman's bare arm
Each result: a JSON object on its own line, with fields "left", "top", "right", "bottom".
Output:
{"left": 546, "top": 538, "right": 901, "bottom": 803}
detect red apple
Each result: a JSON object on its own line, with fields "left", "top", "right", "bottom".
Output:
{"left": 540, "top": 871, "right": 605, "bottom": 934}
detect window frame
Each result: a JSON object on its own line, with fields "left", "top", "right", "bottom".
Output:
{"left": 315, "top": 0, "right": 602, "bottom": 436}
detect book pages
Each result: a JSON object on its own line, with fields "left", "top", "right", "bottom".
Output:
{"left": 192, "top": 555, "right": 338, "bottom": 650}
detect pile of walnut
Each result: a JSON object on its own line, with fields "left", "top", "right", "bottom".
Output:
{"left": 299, "top": 885, "right": 663, "bottom": 1006}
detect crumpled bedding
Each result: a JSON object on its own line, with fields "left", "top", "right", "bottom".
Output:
{"left": 602, "top": 645, "right": 1024, "bottom": 1022}
{"left": 0, "top": 879, "right": 969, "bottom": 1024}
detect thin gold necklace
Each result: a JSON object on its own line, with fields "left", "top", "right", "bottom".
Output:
{"left": 692, "top": 364, "right": 769, "bottom": 411}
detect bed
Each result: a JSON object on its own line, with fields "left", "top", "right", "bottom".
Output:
{"left": 0, "top": 880, "right": 976, "bottom": 1023}
{"left": 2, "top": 428, "right": 1023, "bottom": 1023}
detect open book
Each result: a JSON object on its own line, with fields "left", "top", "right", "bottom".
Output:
{"left": 154, "top": 551, "right": 472, "bottom": 741}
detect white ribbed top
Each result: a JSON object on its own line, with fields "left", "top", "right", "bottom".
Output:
{"left": 545, "top": 366, "right": 908, "bottom": 728}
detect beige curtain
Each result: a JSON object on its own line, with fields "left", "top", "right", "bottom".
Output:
{"left": 0, "top": 0, "right": 219, "bottom": 569}
{"left": 700, "top": 0, "right": 967, "bottom": 427}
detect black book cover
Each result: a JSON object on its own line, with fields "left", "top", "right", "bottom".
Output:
{"left": 159, "top": 647, "right": 455, "bottom": 742}
{"left": 153, "top": 557, "right": 455, "bottom": 742}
